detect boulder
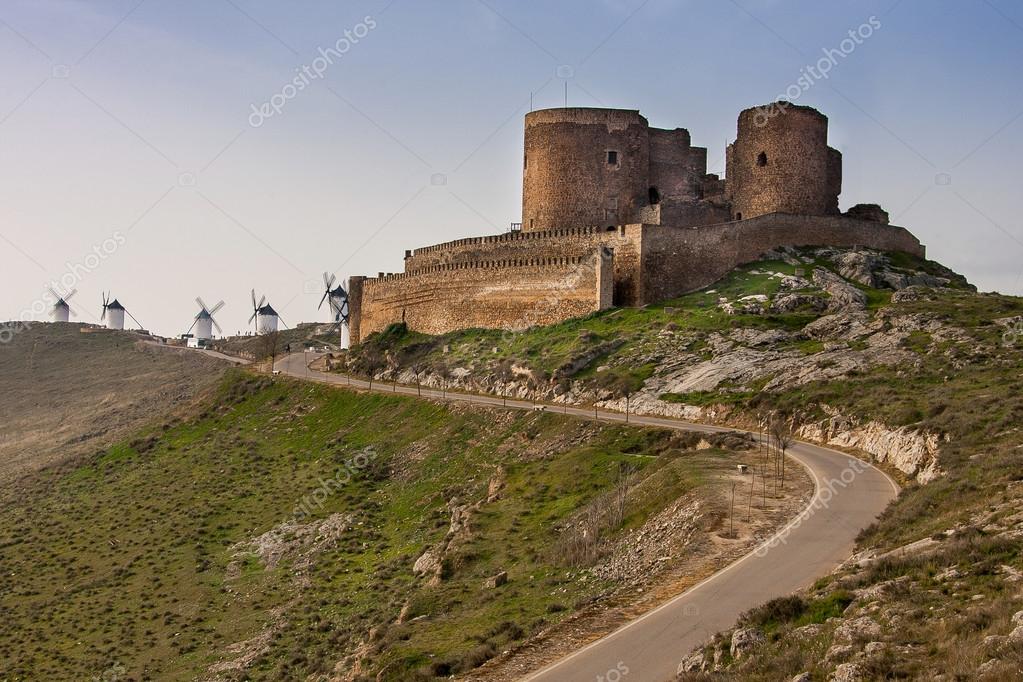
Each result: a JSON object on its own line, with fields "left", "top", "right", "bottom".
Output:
{"left": 824, "top": 644, "right": 856, "bottom": 663}
{"left": 779, "top": 274, "right": 813, "bottom": 290}
{"left": 830, "top": 662, "right": 867, "bottom": 682}
{"left": 1011, "top": 610, "right": 1023, "bottom": 627}
{"left": 833, "top": 616, "right": 883, "bottom": 643}
{"left": 729, "top": 627, "right": 765, "bottom": 659}
{"left": 791, "top": 674, "right": 812, "bottom": 682}
{"left": 863, "top": 641, "right": 886, "bottom": 657}
{"left": 677, "top": 650, "right": 705, "bottom": 674}
{"left": 483, "top": 571, "right": 508, "bottom": 589}
{"left": 412, "top": 549, "right": 440, "bottom": 577}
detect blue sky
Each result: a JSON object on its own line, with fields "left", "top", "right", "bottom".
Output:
{"left": 1, "top": 0, "right": 1021, "bottom": 336}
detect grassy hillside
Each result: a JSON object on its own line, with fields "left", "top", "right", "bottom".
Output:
{"left": 0, "top": 322, "right": 227, "bottom": 488}
{"left": 0, "top": 370, "right": 763, "bottom": 681}
{"left": 337, "top": 247, "right": 1023, "bottom": 679}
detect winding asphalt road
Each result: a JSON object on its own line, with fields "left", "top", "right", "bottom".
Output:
{"left": 270, "top": 351, "right": 898, "bottom": 682}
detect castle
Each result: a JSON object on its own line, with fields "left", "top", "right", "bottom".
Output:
{"left": 348, "top": 103, "right": 923, "bottom": 343}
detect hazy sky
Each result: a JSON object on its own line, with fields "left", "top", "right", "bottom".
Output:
{"left": 1, "top": 0, "right": 1021, "bottom": 336}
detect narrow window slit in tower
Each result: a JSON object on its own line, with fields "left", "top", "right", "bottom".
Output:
{"left": 757, "top": 152, "right": 768, "bottom": 167}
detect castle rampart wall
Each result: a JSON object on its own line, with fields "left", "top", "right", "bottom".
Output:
{"left": 404, "top": 225, "right": 645, "bottom": 306}
{"left": 638, "top": 213, "right": 924, "bottom": 303}
{"left": 352, "top": 214, "right": 924, "bottom": 341}
{"left": 353, "top": 251, "right": 612, "bottom": 342}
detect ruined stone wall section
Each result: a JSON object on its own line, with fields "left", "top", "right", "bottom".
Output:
{"left": 354, "top": 253, "right": 610, "bottom": 340}
{"left": 726, "top": 104, "right": 840, "bottom": 219}
{"left": 638, "top": 214, "right": 925, "bottom": 303}
{"left": 648, "top": 128, "right": 707, "bottom": 203}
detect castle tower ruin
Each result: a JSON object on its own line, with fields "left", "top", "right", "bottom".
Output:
{"left": 725, "top": 103, "right": 842, "bottom": 220}
{"left": 521, "top": 108, "right": 712, "bottom": 232}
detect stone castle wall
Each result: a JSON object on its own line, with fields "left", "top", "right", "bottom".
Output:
{"left": 352, "top": 251, "right": 613, "bottom": 342}
{"left": 638, "top": 214, "right": 925, "bottom": 303}
{"left": 404, "top": 225, "right": 644, "bottom": 306}
{"left": 352, "top": 214, "right": 924, "bottom": 342}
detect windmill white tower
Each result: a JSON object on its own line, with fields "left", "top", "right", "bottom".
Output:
{"left": 249, "top": 289, "right": 283, "bottom": 334}
{"left": 186, "top": 297, "right": 225, "bottom": 342}
{"left": 49, "top": 287, "right": 78, "bottom": 323}
{"left": 318, "top": 272, "right": 351, "bottom": 349}
{"left": 101, "top": 292, "right": 142, "bottom": 331}
{"left": 101, "top": 292, "right": 126, "bottom": 330}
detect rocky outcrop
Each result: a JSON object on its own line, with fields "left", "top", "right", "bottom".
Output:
{"left": 829, "top": 662, "right": 867, "bottom": 682}
{"left": 730, "top": 627, "right": 765, "bottom": 659}
{"left": 813, "top": 268, "right": 868, "bottom": 312}
{"left": 797, "top": 410, "right": 943, "bottom": 483}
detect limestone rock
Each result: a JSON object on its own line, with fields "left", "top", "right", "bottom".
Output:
{"left": 796, "top": 413, "right": 942, "bottom": 484}
{"left": 771, "top": 293, "right": 828, "bottom": 313}
{"left": 483, "top": 571, "right": 508, "bottom": 589}
{"left": 779, "top": 274, "right": 813, "bottom": 290}
{"left": 801, "top": 313, "right": 871, "bottom": 341}
{"left": 677, "top": 649, "right": 705, "bottom": 674}
{"left": 833, "top": 250, "right": 885, "bottom": 287}
{"left": 833, "top": 616, "right": 883, "bottom": 643}
{"left": 792, "top": 623, "right": 825, "bottom": 639}
{"left": 790, "top": 674, "right": 812, "bottom": 682}
{"left": 863, "top": 641, "right": 886, "bottom": 657}
{"left": 1011, "top": 610, "right": 1023, "bottom": 627}
{"left": 977, "top": 658, "right": 1000, "bottom": 677}
{"left": 982, "top": 634, "right": 1006, "bottom": 651}
{"left": 412, "top": 549, "right": 440, "bottom": 578}
{"left": 812, "top": 268, "right": 868, "bottom": 312}
{"left": 825, "top": 643, "right": 855, "bottom": 663}
{"left": 830, "top": 662, "right": 867, "bottom": 682}
{"left": 729, "top": 627, "right": 765, "bottom": 659}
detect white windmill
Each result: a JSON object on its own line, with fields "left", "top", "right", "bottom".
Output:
{"left": 186, "top": 297, "right": 225, "bottom": 343}
{"left": 101, "top": 292, "right": 142, "bottom": 331}
{"left": 318, "top": 272, "right": 351, "bottom": 349}
{"left": 49, "top": 287, "right": 78, "bottom": 323}
{"left": 249, "top": 289, "right": 283, "bottom": 334}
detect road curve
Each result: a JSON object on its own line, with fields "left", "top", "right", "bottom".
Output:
{"left": 273, "top": 352, "right": 899, "bottom": 682}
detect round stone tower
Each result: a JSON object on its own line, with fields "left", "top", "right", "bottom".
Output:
{"left": 725, "top": 103, "right": 842, "bottom": 220}
{"left": 522, "top": 108, "right": 651, "bottom": 232}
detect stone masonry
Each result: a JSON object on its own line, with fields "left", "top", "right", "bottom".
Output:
{"left": 349, "top": 103, "right": 925, "bottom": 343}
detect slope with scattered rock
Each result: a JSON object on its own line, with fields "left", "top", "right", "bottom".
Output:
{"left": 0, "top": 367, "right": 802, "bottom": 681}
{"left": 337, "top": 246, "right": 1023, "bottom": 679}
